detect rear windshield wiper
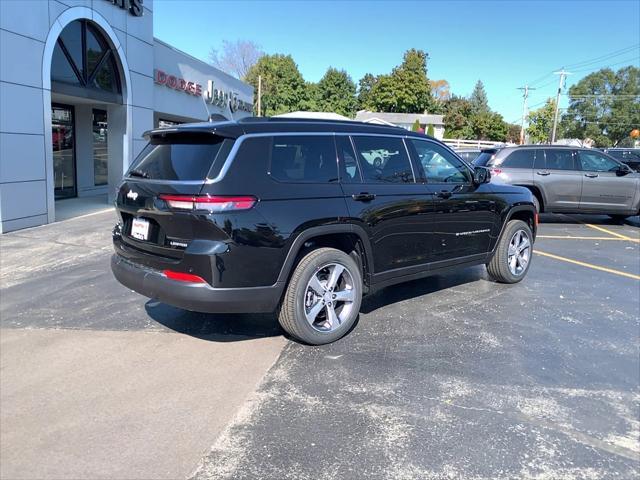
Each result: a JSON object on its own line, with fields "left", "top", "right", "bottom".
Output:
{"left": 129, "top": 169, "right": 150, "bottom": 179}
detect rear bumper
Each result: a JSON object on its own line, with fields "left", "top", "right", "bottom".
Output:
{"left": 110, "top": 254, "right": 284, "bottom": 313}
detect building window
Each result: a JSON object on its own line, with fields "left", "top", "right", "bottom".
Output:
{"left": 93, "top": 109, "right": 108, "bottom": 186}
{"left": 52, "top": 104, "right": 76, "bottom": 200}
{"left": 51, "top": 20, "right": 121, "bottom": 95}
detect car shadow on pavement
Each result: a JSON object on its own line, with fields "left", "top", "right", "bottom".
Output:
{"left": 144, "top": 300, "right": 283, "bottom": 342}
{"left": 360, "top": 266, "right": 486, "bottom": 314}
{"left": 539, "top": 213, "right": 640, "bottom": 227}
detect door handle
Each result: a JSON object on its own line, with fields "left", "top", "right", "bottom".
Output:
{"left": 352, "top": 192, "right": 376, "bottom": 202}
{"left": 584, "top": 173, "right": 599, "bottom": 178}
{"left": 536, "top": 171, "right": 551, "bottom": 176}
{"left": 434, "top": 190, "right": 453, "bottom": 199}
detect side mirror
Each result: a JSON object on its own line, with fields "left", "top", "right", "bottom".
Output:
{"left": 473, "top": 166, "right": 491, "bottom": 185}
{"left": 616, "top": 164, "right": 632, "bottom": 176}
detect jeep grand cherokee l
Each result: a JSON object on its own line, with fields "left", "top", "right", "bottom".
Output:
{"left": 111, "top": 118, "right": 537, "bottom": 345}
{"left": 473, "top": 145, "right": 640, "bottom": 220}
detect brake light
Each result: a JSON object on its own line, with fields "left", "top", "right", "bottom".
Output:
{"left": 163, "top": 270, "right": 206, "bottom": 283}
{"left": 159, "top": 194, "right": 257, "bottom": 212}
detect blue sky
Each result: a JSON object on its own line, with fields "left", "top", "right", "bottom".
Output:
{"left": 154, "top": 0, "right": 640, "bottom": 123}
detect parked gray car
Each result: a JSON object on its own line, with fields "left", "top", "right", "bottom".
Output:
{"left": 473, "top": 146, "right": 640, "bottom": 220}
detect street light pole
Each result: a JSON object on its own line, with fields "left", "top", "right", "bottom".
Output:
{"left": 551, "top": 69, "right": 571, "bottom": 143}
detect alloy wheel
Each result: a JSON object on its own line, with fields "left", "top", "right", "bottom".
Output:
{"left": 304, "top": 263, "right": 356, "bottom": 332}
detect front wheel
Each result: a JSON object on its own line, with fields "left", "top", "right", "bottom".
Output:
{"left": 487, "top": 220, "right": 533, "bottom": 284}
{"left": 278, "top": 248, "right": 363, "bottom": 345}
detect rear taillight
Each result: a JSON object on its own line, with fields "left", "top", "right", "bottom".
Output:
{"left": 159, "top": 194, "right": 257, "bottom": 212}
{"left": 163, "top": 270, "right": 206, "bottom": 283}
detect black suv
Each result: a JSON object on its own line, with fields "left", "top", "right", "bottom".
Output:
{"left": 111, "top": 118, "right": 536, "bottom": 344}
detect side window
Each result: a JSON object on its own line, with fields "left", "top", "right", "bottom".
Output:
{"left": 578, "top": 151, "right": 620, "bottom": 172}
{"left": 410, "top": 139, "right": 471, "bottom": 183}
{"left": 352, "top": 136, "right": 414, "bottom": 184}
{"left": 543, "top": 149, "right": 576, "bottom": 171}
{"left": 269, "top": 136, "right": 338, "bottom": 183}
{"left": 500, "top": 149, "right": 536, "bottom": 169}
{"left": 336, "top": 136, "right": 361, "bottom": 183}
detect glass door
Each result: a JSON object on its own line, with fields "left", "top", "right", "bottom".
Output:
{"left": 92, "top": 109, "right": 108, "bottom": 186}
{"left": 52, "top": 104, "right": 76, "bottom": 199}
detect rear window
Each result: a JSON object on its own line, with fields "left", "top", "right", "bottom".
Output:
{"left": 352, "top": 136, "right": 415, "bottom": 183}
{"left": 544, "top": 149, "right": 576, "bottom": 170}
{"left": 269, "top": 135, "right": 338, "bottom": 183}
{"left": 128, "top": 133, "right": 233, "bottom": 181}
{"left": 499, "top": 149, "right": 536, "bottom": 168}
{"left": 473, "top": 150, "right": 497, "bottom": 167}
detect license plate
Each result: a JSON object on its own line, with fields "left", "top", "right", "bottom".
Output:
{"left": 131, "top": 218, "right": 150, "bottom": 241}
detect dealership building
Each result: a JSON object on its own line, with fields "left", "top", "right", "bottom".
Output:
{"left": 0, "top": 0, "right": 253, "bottom": 233}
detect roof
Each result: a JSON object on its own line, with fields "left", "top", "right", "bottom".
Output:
{"left": 355, "top": 111, "right": 444, "bottom": 125}
{"left": 274, "top": 111, "right": 353, "bottom": 121}
{"left": 144, "top": 117, "right": 435, "bottom": 140}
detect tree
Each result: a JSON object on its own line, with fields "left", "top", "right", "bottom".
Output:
{"left": 442, "top": 95, "right": 475, "bottom": 139}
{"left": 527, "top": 99, "right": 556, "bottom": 144}
{"left": 245, "top": 54, "right": 307, "bottom": 116}
{"left": 316, "top": 68, "right": 357, "bottom": 117}
{"left": 561, "top": 66, "right": 640, "bottom": 147}
{"left": 470, "top": 80, "right": 490, "bottom": 114}
{"left": 431, "top": 79, "right": 451, "bottom": 102}
{"left": 367, "top": 49, "right": 437, "bottom": 113}
{"left": 299, "top": 82, "right": 320, "bottom": 111}
{"left": 427, "top": 124, "right": 435, "bottom": 137}
{"left": 357, "top": 73, "right": 377, "bottom": 110}
{"left": 506, "top": 123, "right": 521, "bottom": 144}
{"left": 209, "top": 40, "right": 263, "bottom": 80}
{"left": 471, "top": 111, "right": 507, "bottom": 141}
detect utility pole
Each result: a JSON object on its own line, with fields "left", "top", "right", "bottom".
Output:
{"left": 517, "top": 85, "right": 535, "bottom": 144}
{"left": 257, "top": 75, "right": 262, "bottom": 117}
{"left": 551, "top": 68, "right": 571, "bottom": 143}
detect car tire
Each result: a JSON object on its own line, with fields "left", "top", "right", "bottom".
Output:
{"left": 278, "top": 247, "right": 363, "bottom": 345}
{"left": 608, "top": 214, "right": 629, "bottom": 223}
{"left": 487, "top": 220, "right": 533, "bottom": 284}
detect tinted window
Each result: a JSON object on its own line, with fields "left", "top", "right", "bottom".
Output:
{"left": 609, "top": 150, "right": 640, "bottom": 161}
{"left": 411, "top": 140, "right": 470, "bottom": 183}
{"left": 578, "top": 151, "right": 620, "bottom": 172}
{"left": 336, "top": 136, "right": 361, "bottom": 183}
{"left": 270, "top": 136, "right": 337, "bottom": 183}
{"left": 458, "top": 151, "right": 480, "bottom": 163}
{"left": 352, "top": 136, "right": 414, "bottom": 183}
{"left": 544, "top": 149, "right": 576, "bottom": 171}
{"left": 500, "top": 149, "right": 536, "bottom": 169}
{"left": 128, "top": 133, "right": 231, "bottom": 181}
{"left": 473, "top": 150, "right": 498, "bottom": 167}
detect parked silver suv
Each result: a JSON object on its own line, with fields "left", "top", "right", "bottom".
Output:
{"left": 473, "top": 146, "right": 640, "bottom": 220}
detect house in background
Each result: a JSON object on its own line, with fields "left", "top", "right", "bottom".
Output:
{"left": 355, "top": 111, "right": 445, "bottom": 139}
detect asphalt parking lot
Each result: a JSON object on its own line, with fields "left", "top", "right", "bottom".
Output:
{"left": 1, "top": 210, "right": 639, "bottom": 479}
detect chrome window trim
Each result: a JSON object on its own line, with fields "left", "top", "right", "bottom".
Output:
{"left": 124, "top": 131, "right": 431, "bottom": 185}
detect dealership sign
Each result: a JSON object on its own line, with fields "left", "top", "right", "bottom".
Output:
{"left": 107, "top": 0, "right": 143, "bottom": 16}
{"left": 154, "top": 69, "right": 252, "bottom": 113}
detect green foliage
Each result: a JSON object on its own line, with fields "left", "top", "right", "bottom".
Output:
{"left": 357, "top": 73, "right": 377, "bottom": 110}
{"left": 560, "top": 66, "right": 640, "bottom": 147}
{"left": 366, "top": 49, "right": 437, "bottom": 113}
{"left": 506, "top": 123, "right": 521, "bottom": 144}
{"left": 471, "top": 111, "right": 507, "bottom": 141}
{"left": 470, "top": 80, "right": 490, "bottom": 114}
{"left": 299, "top": 82, "right": 320, "bottom": 111}
{"left": 527, "top": 98, "right": 556, "bottom": 144}
{"left": 316, "top": 68, "right": 357, "bottom": 117}
{"left": 411, "top": 119, "right": 421, "bottom": 132}
{"left": 443, "top": 95, "right": 475, "bottom": 139}
{"left": 245, "top": 54, "right": 307, "bottom": 116}
{"left": 427, "top": 124, "right": 435, "bottom": 136}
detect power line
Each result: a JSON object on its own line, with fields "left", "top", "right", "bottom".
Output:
{"left": 563, "top": 43, "right": 639, "bottom": 69}
{"left": 570, "top": 56, "right": 640, "bottom": 74}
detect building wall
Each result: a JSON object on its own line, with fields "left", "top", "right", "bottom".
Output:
{"left": 0, "top": 0, "right": 253, "bottom": 233}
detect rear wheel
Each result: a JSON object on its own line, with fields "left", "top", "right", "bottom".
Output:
{"left": 487, "top": 220, "right": 533, "bottom": 284}
{"left": 278, "top": 248, "right": 362, "bottom": 345}
{"left": 532, "top": 195, "right": 541, "bottom": 214}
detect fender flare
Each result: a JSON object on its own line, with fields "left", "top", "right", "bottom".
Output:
{"left": 276, "top": 224, "right": 374, "bottom": 284}
{"left": 489, "top": 204, "right": 537, "bottom": 255}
